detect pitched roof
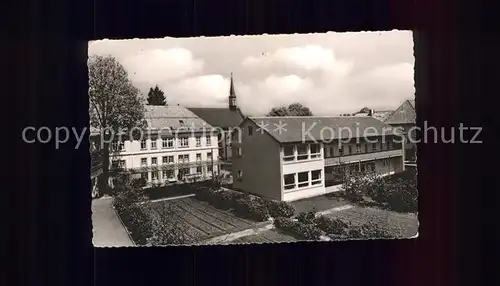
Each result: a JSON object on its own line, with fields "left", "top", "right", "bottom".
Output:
{"left": 246, "top": 116, "right": 399, "bottom": 143}
{"left": 144, "top": 105, "right": 214, "bottom": 131}
{"left": 385, "top": 99, "right": 416, "bottom": 125}
{"left": 188, "top": 107, "right": 245, "bottom": 128}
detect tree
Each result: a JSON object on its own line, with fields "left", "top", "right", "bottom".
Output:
{"left": 266, "top": 102, "right": 313, "bottom": 116}
{"left": 146, "top": 85, "right": 167, "bottom": 106}
{"left": 89, "top": 55, "right": 147, "bottom": 196}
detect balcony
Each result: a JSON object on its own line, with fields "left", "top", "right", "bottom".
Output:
{"left": 324, "top": 149, "right": 403, "bottom": 166}
{"left": 112, "top": 159, "right": 221, "bottom": 174}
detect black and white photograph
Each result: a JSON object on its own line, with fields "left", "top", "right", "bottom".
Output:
{"left": 90, "top": 31, "right": 418, "bottom": 247}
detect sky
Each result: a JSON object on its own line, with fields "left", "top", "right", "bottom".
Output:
{"left": 88, "top": 31, "right": 414, "bottom": 116}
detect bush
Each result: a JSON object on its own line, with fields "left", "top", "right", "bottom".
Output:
{"left": 347, "top": 221, "right": 404, "bottom": 239}
{"left": 296, "top": 211, "right": 316, "bottom": 224}
{"left": 264, "top": 200, "right": 296, "bottom": 218}
{"left": 274, "top": 217, "right": 323, "bottom": 240}
{"left": 130, "top": 178, "right": 147, "bottom": 189}
{"left": 234, "top": 198, "right": 270, "bottom": 221}
{"left": 314, "top": 215, "right": 351, "bottom": 236}
{"left": 386, "top": 181, "right": 418, "bottom": 213}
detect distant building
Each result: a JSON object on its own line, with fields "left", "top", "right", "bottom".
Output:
{"left": 353, "top": 107, "right": 394, "bottom": 122}
{"left": 231, "top": 116, "right": 405, "bottom": 202}
{"left": 188, "top": 73, "right": 245, "bottom": 171}
{"left": 384, "top": 99, "right": 416, "bottom": 161}
{"left": 108, "top": 106, "right": 220, "bottom": 187}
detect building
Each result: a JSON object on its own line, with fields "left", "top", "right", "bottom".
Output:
{"left": 384, "top": 99, "right": 416, "bottom": 161}
{"left": 188, "top": 73, "right": 245, "bottom": 171}
{"left": 108, "top": 105, "right": 220, "bottom": 187}
{"left": 352, "top": 107, "right": 394, "bottom": 122}
{"left": 231, "top": 116, "right": 405, "bottom": 202}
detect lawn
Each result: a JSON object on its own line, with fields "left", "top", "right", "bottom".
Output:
{"left": 229, "top": 229, "right": 299, "bottom": 244}
{"left": 325, "top": 206, "right": 418, "bottom": 238}
{"left": 150, "top": 197, "right": 258, "bottom": 242}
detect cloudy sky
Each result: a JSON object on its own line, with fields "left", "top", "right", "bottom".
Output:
{"left": 89, "top": 31, "right": 414, "bottom": 116}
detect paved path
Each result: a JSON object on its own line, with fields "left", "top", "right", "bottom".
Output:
{"left": 92, "top": 197, "right": 135, "bottom": 247}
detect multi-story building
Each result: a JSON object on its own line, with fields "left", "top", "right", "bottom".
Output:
{"left": 384, "top": 99, "right": 416, "bottom": 161}
{"left": 188, "top": 73, "right": 245, "bottom": 172}
{"left": 109, "top": 106, "right": 220, "bottom": 187}
{"left": 231, "top": 116, "right": 405, "bottom": 202}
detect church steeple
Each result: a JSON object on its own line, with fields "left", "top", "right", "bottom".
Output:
{"left": 229, "top": 72, "right": 237, "bottom": 110}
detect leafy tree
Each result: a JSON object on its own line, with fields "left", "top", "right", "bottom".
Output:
{"left": 266, "top": 102, "right": 313, "bottom": 116}
{"left": 89, "top": 55, "right": 147, "bottom": 196}
{"left": 146, "top": 85, "right": 167, "bottom": 106}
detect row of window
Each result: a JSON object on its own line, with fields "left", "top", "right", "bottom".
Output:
{"left": 141, "top": 165, "right": 214, "bottom": 181}
{"left": 324, "top": 141, "right": 401, "bottom": 158}
{"left": 282, "top": 143, "right": 322, "bottom": 162}
{"left": 111, "top": 152, "right": 214, "bottom": 169}
{"left": 283, "top": 170, "right": 322, "bottom": 190}
{"left": 111, "top": 136, "right": 213, "bottom": 151}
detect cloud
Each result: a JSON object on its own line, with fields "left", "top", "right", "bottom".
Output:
{"left": 242, "top": 45, "right": 353, "bottom": 75}
{"left": 168, "top": 75, "right": 230, "bottom": 107}
{"left": 121, "top": 48, "right": 204, "bottom": 83}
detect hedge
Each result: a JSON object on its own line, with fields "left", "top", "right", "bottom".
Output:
{"left": 263, "top": 200, "right": 296, "bottom": 218}
{"left": 274, "top": 217, "right": 324, "bottom": 240}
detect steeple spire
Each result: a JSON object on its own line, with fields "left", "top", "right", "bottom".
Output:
{"left": 229, "top": 72, "right": 237, "bottom": 110}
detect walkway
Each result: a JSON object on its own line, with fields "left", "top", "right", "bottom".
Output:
{"left": 92, "top": 197, "right": 135, "bottom": 247}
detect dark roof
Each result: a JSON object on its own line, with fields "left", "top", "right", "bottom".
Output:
{"left": 188, "top": 107, "right": 245, "bottom": 128}
{"left": 385, "top": 99, "right": 416, "bottom": 125}
{"left": 144, "top": 105, "right": 214, "bottom": 131}
{"left": 246, "top": 116, "right": 399, "bottom": 143}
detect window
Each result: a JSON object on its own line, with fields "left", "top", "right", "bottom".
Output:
{"left": 297, "top": 172, "right": 309, "bottom": 188}
{"left": 162, "top": 156, "right": 174, "bottom": 164}
{"left": 140, "top": 140, "right": 147, "bottom": 150}
{"left": 360, "top": 164, "right": 366, "bottom": 172}
{"left": 236, "top": 170, "right": 243, "bottom": 181}
{"left": 141, "top": 158, "right": 147, "bottom": 166}
{"left": 297, "top": 144, "right": 308, "bottom": 160}
{"left": 179, "top": 120, "right": 185, "bottom": 126}
{"left": 151, "top": 157, "right": 157, "bottom": 165}
{"left": 324, "top": 147, "right": 331, "bottom": 158}
{"left": 179, "top": 168, "right": 190, "bottom": 178}
{"left": 248, "top": 126, "right": 253, "bottom": 136}
{"left": 383, "top": 159, "right": 388, "bottom": 167}
{"left": 152, "top": 171, "right": 158, "bottom": 180}
{"left": 141, "top": 172, "right": 148, "bottom": 180}
{"left": 207, "top": 165, "right": 213, "bottom": 172}
{"left": 372, "top": 142, "right": 378, "bottom": 151}
{"left": 348, "top": 145, "right": 353, "bottom": 154}
{"left": 162, "top": 138, "right": 174, "bottom": 148}
{"left": 111, "top": 141, "right": 125, "bottom": 151}
{"left": 206, "top": 136, "right": 211, "bottom": 146}
{"left": 207, "top": 152, "right": 212, "bottom": 160}
{"left": 178, "top": 137, "right": 189, "bottom": 148}
{"left": 196, "top": 166, "right": 202, "bottom": 174}
{"left": 196, "top": 153, "right": 202, "bottom": 161}
{"left": 310, "top": 144, "right": 320, "bottom": 158}
{"left": 284, "top": 174, "right": 295, "bottom": 190}
{"left": 236, "top": 147, "right": 242, "bottom": 157}
{"left": 151, "top": 140, "right": 157, "bottom": 149}
{"left": 196, "top": 136, "right": 201, "bottom": 147}
{"left": 356, "top": 143, "right": 362, "bottom": 153}
{"left": 388, "top": 140, "right": 393, "bottom": 150}
{"left": 311, "top": 170, "right": 322, "bottom": 185}
{"left": 283, "top": 145, "right": 295, "bottom": 161}
{"left": 112, "top": 160, "right": 125, "bottom": 169}
{"left": 178, "top": 154, "right": 189, "bottom": 163}
{"left": 162, "top": 169, "right": 174, "bottom": 179}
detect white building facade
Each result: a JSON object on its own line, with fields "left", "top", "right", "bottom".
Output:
{"left": 232, "top": 116, "right": 405, "bottom": 202}
{"left": 108, "top": 106, "right": 220, "bottom": 187}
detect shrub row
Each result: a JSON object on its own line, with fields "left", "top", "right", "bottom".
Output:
{"left": 274, "top": 217, "right": 324, "bottom": 240}
{"left": 196, "top": 188, "right": 296, "bottom": 221}
{"left": 113, "top": 193, "right": 153, "bottom": 245}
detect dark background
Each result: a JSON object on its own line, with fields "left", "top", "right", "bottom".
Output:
{"left": 11, "top": 0, "right": 494, "bottom": 285}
